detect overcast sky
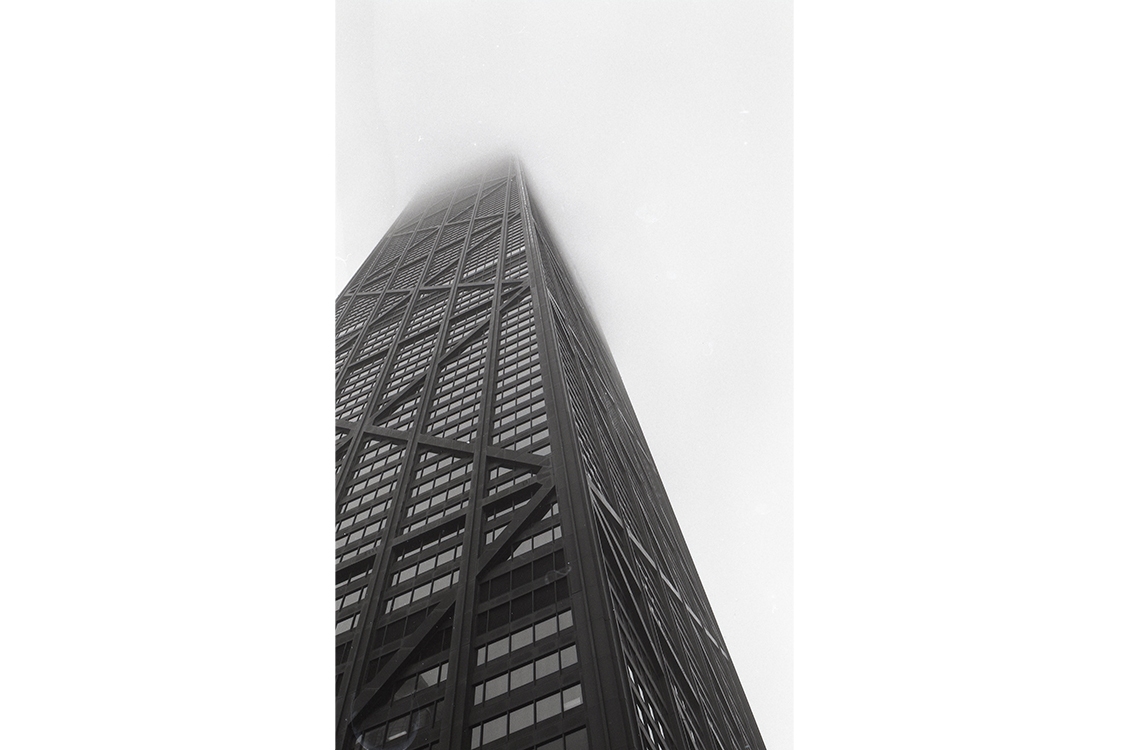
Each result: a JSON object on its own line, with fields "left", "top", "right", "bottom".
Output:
{"left": 337, "top": 2, "right": 793, "bottom": 747}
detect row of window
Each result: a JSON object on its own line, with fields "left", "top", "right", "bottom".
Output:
{"left": 405, "top": 479, "right": 469, "bottom": 520}
{"left": 338, "top": 296, "right": 376, "bottom": 339}
{"left": 486, "top": 464, "right": 539, "bottom": 498}
{"left": 461, "top": 230, "right": 502, "bottom": 280}
{"left": 429, "top": 408, "right": 479, "bottom": 442}
{"left": 509, "top": 520, "right": 562, "bottom": 560}
{"left": 495, "top": 360, "right": 542, "bottom": 395}
{"left": 479, "top": 549, "right": 567, "bottom": 604}
{"left": 477, "top": 577, "right": 570, "bottom": 634}
{"left": 476, "top": 609, "right": 574, "bottom": 666}
{"left": 476, "top": 182, "right": 507, "bottom": 217}
{"left": 402, "top": 292, "right": 448, "bottom": 338}
{"left": 391, "top": 660, "right": 449, "bottom": 702}
{"left": 508, "top": 427, "right": 551, "bottom": 454}
{"left": 335, "top": 585, "right": 368, "bottom": 612}
{"left": 337, "top": 538, "right": 379, "bottom": 566}
{"left": 394, "top": 519, "right": 463, "bottom": 563}
{"left": 450, "top": 285, "right": 495, "bottom": 320}
{"left": 335, "top": 516, "right": 385, "bottom": 550}
{"left": 335, "top": 612, "right": 359, "bottom": 636}
{"left": 389, "top": 255, "right": 427, "bottom": 291}
{"left": 422, "top": 248, "right": 460, "bottom": 289}
{"left": 352, "top": 308, "right": 404, "bottom": 362}
{"left": 484, "top": 500, "right": 557, "bottom": 547}
{"left": 402, "top": 496, "right": 468, "bottom": 535}
{"left": 355, "top": 436, "right": 403, "bottom": 466}
{"left": 337, "top": 499, "right": 389, "bottom": 536}
{"left": 383, "top": 330, "right": 439, "bottom": 396}
{"left": 411, "top": 456, "right": 472, "bottom": 497}
{"left": 494, "top": 412, "right": 548, "bottom": 445}
{"left": 349, "top": 460, "right": 399, "bottom": 496}
{"left": 514, "top": 728, "right": 588, "bottom": 750}
{"left": 493, "top": 399, "right": 545, "bottom": 431}
{"left": 354, "top": 697, "right": 443, "bottom": 749}
{"left": 374, "top": 389, "right": 421, "bottom": 431}
{"left": 469, "top": 684, "right": 583, "bottom": 749}
{"left": 483, "top": 491, "right": 533, "bottom": 531}
{"left": 385, "top": 568, "right": 460, "bottom": 613}
{"left": 390, "top": 543, "right": 461, "bottom": 586}
{"left": 494, "top": 377, "right": 543, "bottom": 408}
{"left": 503, "top": 235, "right": 528, "bottom": 280}
{"left": 473, "top": 643, "right": 578, "bottom": 705}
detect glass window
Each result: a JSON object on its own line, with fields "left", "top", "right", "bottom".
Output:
{"left": 482, "top": 715, "right": 507, "bottom": 745}
{"left": 562, "top": 684, "right": 583, "bottom": 711}
{"left": 484, "top": 673, "right": 508, "bottom": 701}
{"left": 534, "top": 616, "right": 556, "bottom": 640}
{"left": 386, "top": 714, "right": 409, "bottom": 741}
{"left": 511, "top": 626, "right": 534, "bottom": 651}
{"left": 564, "top": 728, "right": 589, "bottom": 750}
{"left": 561, "top": 644, "right": 578, "bottom": 668}
{"left": 510, "top": 662, "right": 534, "bottom": 689}
{"left": 486, "top": 638, "right": 508, "bottom": 662}
{"left": 535, "top": 652, "right": 559, "bottom": 679}
{"left": 509, "top": 703, "right": 535, "bottom": 732}
{"left": 535, "top": 692, "right": 561, "bottom": 721}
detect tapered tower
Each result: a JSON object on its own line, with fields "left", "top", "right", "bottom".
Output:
{"left": 335, "top": 160, "right": 766, "bottom": 750}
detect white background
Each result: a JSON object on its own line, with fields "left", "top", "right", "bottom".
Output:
{"left": 3, "top": 3, "right": 1129, "bottom": 750}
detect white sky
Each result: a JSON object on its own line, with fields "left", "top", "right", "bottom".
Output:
{"left": 337, "top": 2, "right": 793, "bottom": 747}
{"left": 8, "top": 4, "right": 1129, "bottom": 750}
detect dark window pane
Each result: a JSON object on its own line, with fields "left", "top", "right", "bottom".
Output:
{"left": 564, "top": 728, "right": 589, "bottom": 750}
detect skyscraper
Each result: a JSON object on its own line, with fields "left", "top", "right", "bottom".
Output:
{"left": 335, "top": 160, "right": 767, "bottom": 750}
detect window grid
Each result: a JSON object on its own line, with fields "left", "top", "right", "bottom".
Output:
{"left": 338, "top": 296, "right": 376, "bottom": 339}
{"left": 461, "top": 229, "right": 502, "bottom": 280}
{"left": 389, "top": 256, "right": 427, "bottom": 291}
{"left": 336, "top": 515, "right": 386, "bottom": 551}
{"left": 425, "top": 242, "right": 462, "bottom": 285}
{"left": 402, "top": 496, "right": 469, "bottom": 534}
{"left": 486, "top": 465, "right": 539, "bottom": 498}
{"left": 383, "top": 331, "right": 440, "bottom": 397}
{"left": 508, "top": 519, "right": 562, "bottom": 561}
{"left": 438, "top": 219, "right": 469, "bottom": 248}
{"left": 375, "top": 390, "right": 422, "bottom": 431}
{"left": 402, "top": 292, "right": 449, "bottom": 340}
{"left": 475, "top": 610, "right": 574, "bottom": 667}
{"left": 353, "top": 697, "right": 444, "bottom": 750}
{"left": 469, "top": 683, "right": 584, "bottom": 749}
{"left": 392, "top": 660, "right": 450, "bottom": 703}
{"left": 385, "top": 568, "right": 460, "bottom": 613}
{"left": 390, "top": 543, "right": 462, "bottom": 586}
{"left": 336, "top": 497, "right": 391, "bottom": 535}
{"left": 335, "top": 585, "right": 368, "bottom": 612}
{"left": 394, "top": 520, "right": 464, "bottom": 563}
{"left": 473, "top": 643, "right": 578, "bottom": 705}
{"left": 337, "top": 539, "right": 380, "bottom": 566}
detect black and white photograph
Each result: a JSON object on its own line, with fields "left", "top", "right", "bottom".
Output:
{"left": 4, "top": 3, "right": 1129, "bottom": 750}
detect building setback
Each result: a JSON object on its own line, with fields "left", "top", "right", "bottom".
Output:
{"left": 335, "top": 160, "right": 767, "bottom": 750}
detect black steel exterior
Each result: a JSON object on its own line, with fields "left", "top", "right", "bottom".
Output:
{"left": 335, "top": 160, "right": 767, "bottom": 750}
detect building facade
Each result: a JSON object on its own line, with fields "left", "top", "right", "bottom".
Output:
{"left": 335, "top": 160, "right": 766, "bottom": 750}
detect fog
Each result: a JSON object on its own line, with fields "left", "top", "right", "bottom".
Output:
{"left": 337, "top": 2, "right": 792, "bottom": 746}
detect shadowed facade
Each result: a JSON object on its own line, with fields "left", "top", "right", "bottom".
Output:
{"left": 335, "top": 160, "right": 767, "bottom": 750}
